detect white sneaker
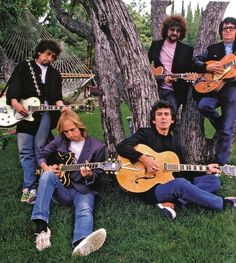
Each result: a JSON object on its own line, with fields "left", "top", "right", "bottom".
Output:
{"left": 72, "top": 228, "right": 106, "bottom": 256}
{"left": 157, "top": 202, "right": 176, "bottom": 219}
{"left": 35, "top": 227, "right": 51, "bottom": 251}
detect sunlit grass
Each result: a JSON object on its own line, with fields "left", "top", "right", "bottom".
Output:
{"left": 0, "top": 104, "right": 236, "bottom": 263}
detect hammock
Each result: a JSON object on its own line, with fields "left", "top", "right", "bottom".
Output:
{"left": 0, "top": 10, "right": 94, "bottom": 96}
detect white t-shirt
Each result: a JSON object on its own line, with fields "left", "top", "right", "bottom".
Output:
{"left": 69, "top": 140, "right": 85, "bottom": 161}
{"left": 36, "top": 61, "right": 48, "bottom": 84}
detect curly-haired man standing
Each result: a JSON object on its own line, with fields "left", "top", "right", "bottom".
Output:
{"left": 148, "top": 15, "right": 193, "bottom": 114}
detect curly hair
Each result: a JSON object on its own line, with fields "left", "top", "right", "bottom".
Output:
{"left": 33, "top": 39, "right": 62, "bottom": 60}
{"left": 161, "top": 15, "right": 187, "bottom": 40}
{"left": 219, "top": 17, "right": 236, "bottom": 39}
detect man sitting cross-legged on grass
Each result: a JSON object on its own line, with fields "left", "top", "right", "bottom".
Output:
{"left": 116, "top": 100, "right": 236, "bottom": 220}
{"left": 31, "top": 111, "right": 106, "bottom": 256}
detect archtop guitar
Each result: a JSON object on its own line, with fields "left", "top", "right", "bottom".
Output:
{"left": 194, "top": 53, "right": 236, "bottom": 93}
{"left": 117, "top": 144, "right": 236, "bottom": 193}
{"left": 36, "top": 151, "right": 121, "bottom": 187}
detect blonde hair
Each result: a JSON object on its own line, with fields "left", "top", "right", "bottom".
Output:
{"left": 57, "top": 111, "right": 87, "bottom": 137}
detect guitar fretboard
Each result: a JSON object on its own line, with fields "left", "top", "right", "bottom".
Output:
{"left": 28, "top": 105, "right": 89, "bottom": 112}
{"left": 61, "top": 162, "right": 101, "bottom": 172}
{"left": 156, "top": 73, "right": 189, "bottom": 80}
{"left": 164, "top": 163, "right": 209, "bottom": 172}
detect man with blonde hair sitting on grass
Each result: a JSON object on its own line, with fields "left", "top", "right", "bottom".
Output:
{"left": 31, "top": 111, "right": 106, "bottom": 256}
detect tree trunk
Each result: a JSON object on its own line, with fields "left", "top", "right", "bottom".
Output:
{"left": 151, "top": 0, "right": 172, "bottom": 41}
{"left": 50, "top": 0, "right": 95, "bottom": 44}
{"left": 87, "top": 0, "right": 158, "bottom": 131}
{"left": 90, "top": 9, "right": 126, "bottom": 155}
{"left": 180, "top": 1, "right": 229, "bottom": 163}
{"left": 51, "top": 0, "right": 128, "bottom": 155}
{"left": 0, "top": 46, "right": 15, "bottom": 83}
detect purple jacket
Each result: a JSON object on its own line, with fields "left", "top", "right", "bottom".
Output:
{"left": 37, "top": 134, "right": 105, "bottom": 194}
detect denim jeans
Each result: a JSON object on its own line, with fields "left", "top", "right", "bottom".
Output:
{"left": 159, "top": 88, "right": 178, "bottom": 114}
{"left": 198, "top": 85, "right": 236, "bottom": 165}
{"left": 17, "top": 112, "right": 51, "bottom": 190}
{"left": 31, "top": 171, "right": 95, "bottom": 246}
{"left": 155, "top": 175, "right": 223, "bottom": 210}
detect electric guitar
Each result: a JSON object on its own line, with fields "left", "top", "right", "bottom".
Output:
{"left": 36, "top": 151, "right": 121, "bottom": 187}
{"left": 0, "top": 96, "right": 94, "bottom": 128}
{"left": 151, "top": 66, "right": 199, "bottom": 82}
{"left": 117, "top": 144, "right": 236, "bottom": 193}
{"left": 194, "top": 53, "right": 236, "bottom": 93}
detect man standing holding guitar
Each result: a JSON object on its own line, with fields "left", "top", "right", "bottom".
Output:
{"left": 6, "top": 40, "right": 68, "bottom": 204}
{"left": 148, "top": 15, "right": 193, "bottom": 114}
{"left": 116, "top": 101, "right": 236, "bottom": 219}
{"left": 193, "top": 17, "right": 236, "bottom": 166}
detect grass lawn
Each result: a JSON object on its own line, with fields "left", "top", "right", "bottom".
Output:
{"left": 0, "top": 104, "right": 236, "bottom": 263}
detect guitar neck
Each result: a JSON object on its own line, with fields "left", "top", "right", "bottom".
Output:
{"left": 164, "top": 163, "right": 209, "bottom": 172}
{"left": 60, "top": 162, "right": 102, "bottom": 172}
{"left": 28, "top": 105, "right": 85, "bottom": 112}
{"left": 155, "top": 73, "right": 189, "bottom": 80}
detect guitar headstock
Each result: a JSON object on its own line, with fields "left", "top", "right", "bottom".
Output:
{"left": 183, "top": 73, "right": 200, "bottom": 82}
{"left": 221, "top": 165, "right": 236, "bottom": 177}
{"left": 75, "top": 104, "right": 95, "bottom": 113}
{"left": 151, "top": 66, "right": 164, "bottom": 76}
{"left": 98, "top": 159, "right": 121, "bottom": 174}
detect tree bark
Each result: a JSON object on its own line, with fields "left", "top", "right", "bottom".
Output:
{"left": 87, "top": 0, "right": 158, "bottom": 131}
{"left": 50, "top": 0, "right": 128, "bottom": 154}
{"left": 90, "top": 9, "right": 126, "bottom": 155}
{"left": 50, "top": 0, "right": 95, "bottom": 44}
{"left": 150, "top": 0, "right": 172, "bottom": 41}
{"left": 0, "top": 46, "right": 15, "bottom": 83}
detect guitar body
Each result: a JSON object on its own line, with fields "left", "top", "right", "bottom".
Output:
{"left": 0, "top": 96, "right": 94, "bottom": 128}
{"left": 36, "top": 152, "right": 74, "bottom": 187}
{"left": 151, "top": 66, "right": 164, "bottom": 76}
{"left": 0, "top": 97, "right": 40, "bottom": 127}
{"left": 117, "top": 144, "right": 178, "bottom": 193}
{"left": 194, "top": 73, "right": 223, "bottom": 93}
{"left": 194, "top": 54, "right": 236, "bottom": 93}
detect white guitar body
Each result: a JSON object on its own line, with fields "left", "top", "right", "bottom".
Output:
{"left": 0, "top": 97, "right": 40, "bottom": 127}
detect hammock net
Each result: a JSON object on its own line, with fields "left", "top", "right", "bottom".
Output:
{"left": 1, "top": 10, "right": 95, "bottom": 96}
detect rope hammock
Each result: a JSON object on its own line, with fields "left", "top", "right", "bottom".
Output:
{"left": 1, "top": 10, "right": 95, "bottom": 96}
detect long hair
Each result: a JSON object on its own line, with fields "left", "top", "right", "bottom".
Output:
{"left": 150, "top": 100, "right": 175, "bottom": 129}
{"left": 33, "top": 39, "right": 61, "bottom": 60}
{"left": 161, "top": 15, "right": 187, "bottom": 41}
{"left": 219, "top": 17, "right": 236, "bottom": 39}
{"left": 57, "top": 111, "right": 87, "bottom": 138}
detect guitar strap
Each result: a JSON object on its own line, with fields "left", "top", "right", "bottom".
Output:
{"left": 27, "top": 59, "right": 41, "bottom": 96}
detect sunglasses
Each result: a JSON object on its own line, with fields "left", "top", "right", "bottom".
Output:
{"left": 169, "top": 27, "right": 181, "bottom": 33}
{"left": 222, "top": 26, "right": 236, "bottom": 32}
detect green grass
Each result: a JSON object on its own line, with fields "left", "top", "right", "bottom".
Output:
{"left": 0, "top": 105, "right": 236, "bottom": 263}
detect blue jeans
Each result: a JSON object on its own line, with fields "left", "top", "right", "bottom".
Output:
{"left": 159, "top": 88, "right": 178, "bottom": 114}
{"left": 198, "top": 85, "right": 236, "bottom": 165}
{"left": 31, "top": 171, "right": 95, "bottom": 246}
{"left": 155, "top": 175, "right": 223, "bottom": 210}
{"left": 17, "top": 112, "right": 51, "bottom": 190}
